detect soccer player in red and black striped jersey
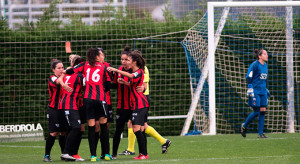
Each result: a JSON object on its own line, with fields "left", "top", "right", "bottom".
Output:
{"left": 59, "top": 57, "right": 85, "bottom": 161}
{"left": 67, "top": 55, "right": 86, "bottom": 161}
{"left": 44, "top": 60, "right": 69, "bottom": 162}
{"left": 111, "top": 46, "right": 134, "bottom": 159}
{"left": 108, "top": 50, "right": 149, "bottom": 160}
{"left": 66, "top": 48, "right": 113, "bottom": 161}
{"left": 97, "top": 47, "right": 114, "bottom": 159}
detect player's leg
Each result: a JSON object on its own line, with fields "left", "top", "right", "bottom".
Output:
{"left": 112, "top": 109, "right": 127, "bottom": 158}
{"left": 258, "top": 94, "right": 268, "bottom": 138}
{"left": 58, "top": 109, "right": 68, "bottom": 155}
{"left": 119, "top": 112, "right": 135, "bottom": 156}
{"left": 100, "top": 104, "right": 113, "bottom": 158}
{"left": 145, "top": 124, "right": 171, "bottom": 153}
{"left": 132, "top": 108, "right": 147, "bottom": 160}
{"left": 61, "top": 109, "right": 81, "bottom": 161}
{"left": 94, "top": 120, "right": 100, "bottom": 157}
{"left": 127, "top": 120, "right": 136, "bottom": 153}
{"left": 44, "top": 107, "right": 58, "bottom": 162}
{"left": 72, "top": 106, "right": 86, "bottom": 160}
{"left": 85, "top": 99, "right": 98, "bottom": 161}
{"left": 241, "top": 94, "right": 260, "bottom": 137}
{"left": 98, "top": 101, "right": 112, "bottom": 161}
{"left": 144, "top": 123, "right": 165, "bottom": 145}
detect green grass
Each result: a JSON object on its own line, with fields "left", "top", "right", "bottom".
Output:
{"left": 0, "top": 133, "right": 299, "bottom": 163}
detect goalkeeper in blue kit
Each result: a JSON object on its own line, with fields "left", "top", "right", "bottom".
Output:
{"left": 241, "top": 49, "right": 270, "bottom": 138}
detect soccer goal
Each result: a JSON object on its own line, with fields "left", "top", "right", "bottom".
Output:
{"left": 181, "top": 1, "right": 300, "bottom": 136}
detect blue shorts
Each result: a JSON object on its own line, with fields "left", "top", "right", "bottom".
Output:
{"left": 248, "top": 93, "right": 268, "bottom": 107}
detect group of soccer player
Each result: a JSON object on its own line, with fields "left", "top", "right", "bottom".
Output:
{"left": 44, "top": 46, "right": 171, "bottom": 162}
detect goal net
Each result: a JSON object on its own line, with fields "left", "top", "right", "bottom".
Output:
{"left": 182, "top": 1, "right": 300, "bottom": 135}
{"left": 0, "top": 0, "right": 203, "bottom": 138}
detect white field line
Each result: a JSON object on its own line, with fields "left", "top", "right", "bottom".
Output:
{"left": 79, "top": 155, "right": 300, "bottom": 164}
{"left": 0, "top": 145, "right": 44, "bottom": 148}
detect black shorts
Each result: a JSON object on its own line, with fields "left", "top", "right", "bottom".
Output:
{"left": 116, "top": 109, "right": 132, "bottom": 124}
{"left": 84, "top": 99, "right": 108, "bottom": 120}
{"left": 131, "top": 108, "right": 147, "bottom": 126}
{"left": 144, "top": 108, "right": 149, "bottom": 123}
{"left": 78, "top": 105, "right": 86, "bottom": 124}
{"left": 107, "top": 104, "right": 113, "bottom": 123}
{"left": 65, "top": 109, "right": 81, "bottom": 129}
{"left": 47, "top": 107, "right": 68, "bottom": 133}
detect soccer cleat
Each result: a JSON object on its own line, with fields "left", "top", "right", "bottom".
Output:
{"left": 73, "top": 154, "right": 85, "bottom": 161}
{"left": 112, "top": 155, "right": 117, "bottom": 160}
{"left": 118, "top": 149, "right": 135, "bottom": 155}
{"left": 133, "top": 153, "right": 142, "bottom": 160}
{"left": 43, "top": 155, "right": 52, "bottom": 162}
{"left": 241, "top": 123, "right": 247, "bottom": 138}
{"left": 258, "top": 134, "right": 268, "bottom": 138}
{"left": 104, "top": 154, "right": 113, "bottom": 161}
{"left": 133, "top": 153, "right": 147, "bottom": 160}
{"left": 90, "top": 156, "right": 99, "bottom": 162}
{"left": 162, "top": 139, "right": 171, "bottom": 154}
{"left": 61, "top": 154, "right": 76, "bottom": 161}
{"left": 145, "top": 154, "right": 149, "bottom": 159}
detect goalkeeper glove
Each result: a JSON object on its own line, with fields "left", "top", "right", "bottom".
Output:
{"left": 247, "top": 84, "right": 254, "bottom": 97}
{"left": 267, "top": 89, "right": 271, "bottom": 97}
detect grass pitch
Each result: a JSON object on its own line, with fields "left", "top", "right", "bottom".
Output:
{"left": 0, "top": 133, "right": 299, "bottom": 164}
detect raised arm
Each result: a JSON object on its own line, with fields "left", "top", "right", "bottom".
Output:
{"left": 107, "top": 67, "right": 134, "bottom": 79}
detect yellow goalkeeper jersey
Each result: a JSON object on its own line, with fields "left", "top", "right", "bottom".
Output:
{"left": 144, "top": 66, "right": 150, "bottom": 95}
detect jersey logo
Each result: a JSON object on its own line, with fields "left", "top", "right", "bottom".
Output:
{"left": 260, "top": 73, "right": 267, "bottom": 79}
{"left": 249, "top": 71, "right": 253, "bottom": 78}
{"left": 51, "top": 76, "right": 58, "bottom": 82}
{"left": 133, "top": 72, "right": 138, "bottom": 77}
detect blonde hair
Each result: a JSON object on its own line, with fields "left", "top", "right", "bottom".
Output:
{"left": 69, "top": 54, "right": 80, "bottom": 66}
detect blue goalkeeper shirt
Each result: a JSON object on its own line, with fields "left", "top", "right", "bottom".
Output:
{"left": 246, "top": 60, "right": 268, "bottom": 95}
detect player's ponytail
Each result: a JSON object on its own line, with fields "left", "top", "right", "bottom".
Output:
{"left": 254, "top": 49, "right": 264, "bottom": 59}
{"left": 51, "top": 59, "right": 62, "bottom": 69}
{"left": 129, "top": 50, "right": 145, "bottom": 70}
{"left": 69, "top": 54, "right": 80, "bottom": 66}
{"left": 86, "top": 48, "right": 99, "bottom": 67}
{"left": 73, "top": 57, "right": 84, "bottom": 67}
{"left": 121, "top": 45, "right": 131, "bottom": 55}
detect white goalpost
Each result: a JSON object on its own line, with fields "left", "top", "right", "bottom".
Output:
{"left": 181, "top": 1, "right": 300, "bottom": 136}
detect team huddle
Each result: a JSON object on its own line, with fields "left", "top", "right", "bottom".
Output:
{"left": 44, "top": 46, "right": 171, "bottom": 162}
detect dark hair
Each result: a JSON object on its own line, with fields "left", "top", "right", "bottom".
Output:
{"left": 86, "top": 48, "right": 100, "bottom": 67}
{"left": 97, "top": 47, "right": 105, "bottom": 54}
{"left": 51, "top": 59, "right": 62, "bottom": 69}
{"left": 128, "top": 50, "right": 145, "bottom": 70}
{"left": 254, "top": 49, "right": 264, "bottom": 59}
{"left": 121, "top": 45, "right": 131, "bottom": 55}
{"left": 73, "top": 57, "right": 84, "bottom": 66}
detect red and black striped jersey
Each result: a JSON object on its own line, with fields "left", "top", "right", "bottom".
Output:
{"left": 129, "top": 69, "right": 149, "bottom": 110}
{"left": 103, "top": 62, "right": 113, "bottom": 105}
{"left": 48, "top": 75, "right": 63, "bottom": 109}
{"left": 72, "top": 61, "right": 111, "bottom": 101}
{"left": 78, "top": 88, "right": 84, "bottom": 108}
{"left": 114, "top": 66, "right": 132, "bottom": 110}
{"left": 58, "top": 73, "right": 85, "bottom": 110}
